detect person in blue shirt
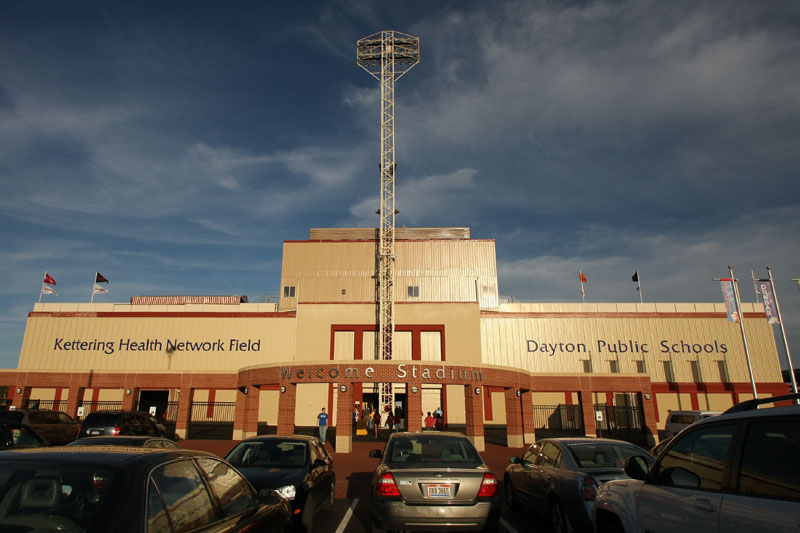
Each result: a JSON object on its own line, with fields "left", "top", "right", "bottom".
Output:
{"left": 317, "top": 407, "right": 329, "bottom": 444}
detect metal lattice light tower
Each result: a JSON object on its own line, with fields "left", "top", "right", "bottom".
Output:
{"left": 357, "top": 31, "right": 420, "bottom": 415}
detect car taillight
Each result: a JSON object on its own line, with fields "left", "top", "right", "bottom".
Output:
{"left": 478, "top": 472, "right": 498, "bottom": 498}
{"left": 112, "top": 427, "right": 121, "bottom": 436}
{"left": 376, "top": 472, "right": 401, "bottom": 498}
{"left": 581, "top": 475, "right": 598, "bottom": 500}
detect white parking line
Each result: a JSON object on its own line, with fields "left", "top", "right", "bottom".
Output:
{"left": 334, "top": 498, "right": 359, "bottom": 533}
{"left": 500, "top": 517, "right": 518, "bottom": 533}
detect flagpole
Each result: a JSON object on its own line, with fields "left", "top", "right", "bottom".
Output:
{"left": 766, "top": 267, "right": 798, "bottom": 402}
{"left": 579, "top": 271, "right": 585, "bottom": 304}
{"left": 729, "top": 266, "right": 758, "bottom": 398}
{"left": 636, "top": 269, "right": 643, "bottom": 303}
{"left": 39, "top": 271, "right": 46, "bottom": 303}
{"left": 91, "top": 272, "right": 97, "bottom": 303}
{"left": 751, "top": 270, "right": 761, "bottom": 303}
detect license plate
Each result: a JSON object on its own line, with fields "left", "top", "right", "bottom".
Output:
{"left": 88, "top": 430, "right": 101, "bottom": 436}
{"left": 426, "top": 484, "right": 452, "bottom": 498}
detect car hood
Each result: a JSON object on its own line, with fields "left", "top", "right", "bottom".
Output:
{"left": 236, "top": 465, "right": 307, "bottom": 490}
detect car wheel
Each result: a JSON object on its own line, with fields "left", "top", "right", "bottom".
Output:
{"left": 323, "top": 476, "right": 335, "bottom": 511}
{"left": 503, "top": 476, "right": 519, "bottom": 511}
{"left": 550, "top": 498, "right": 569, "bottom": 533}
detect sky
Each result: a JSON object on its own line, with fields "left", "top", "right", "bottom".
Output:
{"left": 1, "top": 0, "right": 799, "bottom": 371}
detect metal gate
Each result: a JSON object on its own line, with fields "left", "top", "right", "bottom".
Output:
{"left": 187, "top": 402, "right": 236, "bottom": 440}
{"left": 77, "top": 401, "right": 123, "bottom": 418}
{"left": 594, "top": 404, "right": 648, "bottom": 446}
{"left": 533, "top": 404, "right": 584, "bottom": 438}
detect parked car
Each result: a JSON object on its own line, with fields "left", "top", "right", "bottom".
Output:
{"left": 67, "top": 436, "right": 180, "bottom": 448}
{"left": 225, "top": 435, "right": 334, "bottom": 532}
{"left": 0, "top": 446, "right": 292, "bottom": 532}
{"left": 0, "top": 420, "right": 49, "bottom": 449}
{"left": 368, "top": 431, "right": 501, "bottom": 532}
{"left": 78, "top": 410, "right": 166, "bottom": 438}
{"left": 504, "top": 437, "right": 654, "bottom": 533}
{"left": 662, "top": 409, "right": 720, "bottom": 438}
{"left": 0, "top": 409, "right": 80, "bottom": 445}
{"left": 593, "top": 393, "right": 800, "bottom": 533}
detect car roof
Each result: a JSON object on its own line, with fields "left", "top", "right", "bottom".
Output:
{"left": 388, "top": 431, "right": 469, "bottom": 439}
{"left": 239, "top": 434, "right": 320, "bottom": 443}
{"left": 0, "top": 447, "right": 216, "bottom": 467}
{"left": 536, "top": 437, "right": 645, "bottom": 446}
{"left": 693, "top": 401, "right": 800, "bottom": 427}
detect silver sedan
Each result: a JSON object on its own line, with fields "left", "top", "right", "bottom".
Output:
{"left": 369, "top": 432, "right": 501, "bottom": 532}
{"left": 504, "top": 437, "right": 654, "bottom": 533}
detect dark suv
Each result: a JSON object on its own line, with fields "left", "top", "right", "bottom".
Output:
{"left": 79, "top": 410, "right": 166, "bottom": 438}
{"left": 593, "top": 393, "right": 800, "bottom": 533}
{"left": 0, "top": 409, "right": 80, "bottom": 445}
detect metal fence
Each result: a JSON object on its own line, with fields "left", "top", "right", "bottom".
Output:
{"left": 593, "top": 404, "right": 650, "bottom": 447}
{"left": 532, "top": 404, "right": 584, "bottom": 438}
{"left": 188, "top": 402, "right": 237, "bottom": 440}
{"left": 77, "top": 401, "right": 123, "bottom": 418}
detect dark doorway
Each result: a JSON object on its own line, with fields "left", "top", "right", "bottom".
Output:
{"left": 138, "top": 390, "right": 169, "bottom": 417}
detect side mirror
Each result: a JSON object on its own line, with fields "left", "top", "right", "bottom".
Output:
{"left": 369, "top": 449, "right": 383, "bottom": 459}
{"left": 509, "top": 456, "right": 521, "bottom": 464}
{"left": 312, "top": 458, "right": 327, "bottom": 469}
{"left": 258, "top": 488, "right": 284, "bottom": 505}
{"left": 623, "top": 456, "right": 649, "bottom": 481}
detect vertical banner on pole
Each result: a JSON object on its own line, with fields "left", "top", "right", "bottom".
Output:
{"left": 720, "top": 280, "right": 739, "bottom": 323}
{"left": 757, "top": 281, "right": 780, "bottom": 324}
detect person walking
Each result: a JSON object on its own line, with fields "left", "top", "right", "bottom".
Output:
{"left": 386, "top": 410, "right": 396, "bottom": 433}
{"left": 317, "top": 407, "right": 329, "bottom": 444}
{"left": 372, "top": 409, "right": 381, "bottom": 438}
{"left": 424, "top": 411, "right": 435, "bottom": 429}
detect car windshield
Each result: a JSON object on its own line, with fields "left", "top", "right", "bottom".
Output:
{"left": 0, "top": 461, "right": 124, "bottom": 531}
{"left": 385, "top": 435, "right": 482, "bottom": 466}
{"left": 227, "top": 440, "right": 308, "bottom": 468}
{"left": 568, "top": 442, "right": 651, "bottom": 468}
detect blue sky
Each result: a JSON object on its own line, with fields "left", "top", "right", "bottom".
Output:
{"left": 1, "top": 1, "right": 799, "bottom": 371}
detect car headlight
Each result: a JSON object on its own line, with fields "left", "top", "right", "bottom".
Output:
{"left": 275, "top": 485, "right": 296, "bottom": 501}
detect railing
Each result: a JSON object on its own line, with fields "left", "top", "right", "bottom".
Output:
{"left": 188, "top": 402, "right": 237, "bottom": 440}
{"left": 532, "top": 404, "right": 584, "bottom": 437}
{"left": 77, "top": 401, "right": 123, "bottom": 418}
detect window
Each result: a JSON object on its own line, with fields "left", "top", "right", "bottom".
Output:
{"left": 522, "top": 444, "right": 539, "bottom": 465}
{"left": 663, "top": 361, "right": 675, "bottom": 382}
{"left": 283, "top": 286, "right": 296, "bottom": 298}
{"left": 718, "top": 360, "right": 730, "bottom": 383}
{"left": 149, "top": 459, "right": 216, "bottom": 531}
{"left": 407, "top": 286, "right": 420, "bottom": 298}
{"left": 609, "top": 360, "right": 620, "bottom": 374}
{"left": 536, "top": 442, "right": 562, "bottom": 468}
{"left": 196, "top": 458, "right": 256, "bottom": 517}
{"left": 583, "top": 360, "right": 593, "bottom": 373}
{"left": 636, "top": 360, "right": 647, "bottom": 374}
{"left": 655, "top": 423, "right": 735, "bottom": 491}
{"left": 690, "top": 361, "right": 702, "bottom": 383}
{"left": 738, "top": 418, "right": 800, "bottom": 501}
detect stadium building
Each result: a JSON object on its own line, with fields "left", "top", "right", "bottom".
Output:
{"left": 0, "top": 227, "right": 786, "bottom": 452}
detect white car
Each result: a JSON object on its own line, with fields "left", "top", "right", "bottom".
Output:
{"left": 593, "top": 393, "right": 800, "bottom": 533}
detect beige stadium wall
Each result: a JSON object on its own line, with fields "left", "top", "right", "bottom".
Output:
{"left": 480, "top": 303, "right": 781, "bottom": 384}
{"left": 17, "top": 304, "right": 296, "bottom": 372}
{"left": 279, "top": 239, "right": 499, "bottom": 310}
